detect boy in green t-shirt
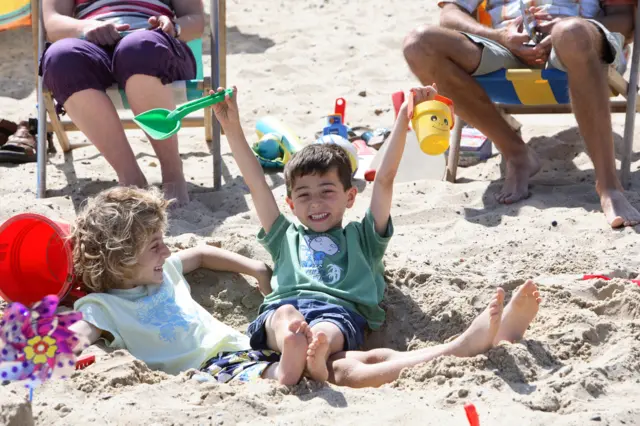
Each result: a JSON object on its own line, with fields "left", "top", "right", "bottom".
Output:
{"left": 213, "top": 85, "right": 438, "bottom": 385}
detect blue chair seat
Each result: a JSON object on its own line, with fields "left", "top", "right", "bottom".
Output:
{"left": 475, "top": 69, "right": 571, "bottom": 106}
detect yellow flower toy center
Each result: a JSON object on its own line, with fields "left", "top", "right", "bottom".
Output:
{"left": 34, "top": 342, "right": 48, "bottom": 354}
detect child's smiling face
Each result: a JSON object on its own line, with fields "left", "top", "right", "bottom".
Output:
{"left": 121, "top": 231, "right": 171, "bottom": 288}
{"left": 287, "top": 167, "right": 357, "bottom": 232}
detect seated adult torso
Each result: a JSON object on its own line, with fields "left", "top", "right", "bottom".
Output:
{"left": 74, "top": 0, "right": 174, "bottom": 31}
{"left": 441, "top": 0, "right": 604, "bottom": 28}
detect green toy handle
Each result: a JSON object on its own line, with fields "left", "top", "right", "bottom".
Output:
{"left": 168, "top": 89, "right": 234, "bottom": 121}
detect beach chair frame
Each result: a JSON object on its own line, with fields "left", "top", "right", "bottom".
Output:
{"left": 445, "top": 8, "right": 640, "bottom": 189}
{"left": 31, "top": 0, "right": 227, "bottom": 198}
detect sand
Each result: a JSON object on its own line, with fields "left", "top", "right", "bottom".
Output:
{"left": 2, "top": 0, "right": 640, "bottom": 425}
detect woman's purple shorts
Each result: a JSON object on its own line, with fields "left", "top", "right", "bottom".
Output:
{"left": 40, "top": 28, "right": 196, "bottom": 110}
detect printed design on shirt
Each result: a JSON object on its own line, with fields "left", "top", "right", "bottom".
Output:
{"left": 136, "top": 281, "right": 195, "bottom": 342}
{"left": 299, "top": 235, "right": 343, "bottom": 284}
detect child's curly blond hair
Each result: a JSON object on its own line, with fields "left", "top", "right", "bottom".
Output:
{"left": 70, "top": 186, "right": 171, "bottom": 292}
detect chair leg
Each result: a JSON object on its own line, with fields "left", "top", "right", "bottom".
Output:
{"left": 620, "top": 6, "right": 640, "bottom": 189}
{"left": 36, "top": 81, "right": 48, "bottom": 199}
{"left": 210, "top": 0, "right": 222, "bottom": 190}
{"left": 446, "top": 116, "right": 464, "bottom": 183}
{"left": 43, "top": 91, "right": 71, "bottom": 152}
{"left": 203, "top": 76, "right": 213, "bottom": 143}
{"left": 204, "top": 107, "right": 213, "bottom": 143}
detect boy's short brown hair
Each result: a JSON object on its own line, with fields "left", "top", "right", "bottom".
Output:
{"left": 70, "top": 186, "right": 170, "bottom": 292}
{"left": 284, "top": 144, "right": 353, "bottom": 196}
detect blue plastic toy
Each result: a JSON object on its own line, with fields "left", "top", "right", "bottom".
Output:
{"left": 322, "top": 114, "right": 349, "bottom": 139}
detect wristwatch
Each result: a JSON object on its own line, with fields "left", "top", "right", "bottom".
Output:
{"left": 173, "top": 21, "right": 182, "bottom": 39}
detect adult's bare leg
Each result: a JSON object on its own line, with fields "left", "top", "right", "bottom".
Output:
{"left": 64, "top": 90, "right": 147, "bottom": 187}
{"left": 403, "top": 26, "right": 540, "bottom": 203}
{"left": 552, "top": 19, "right": 640, "bottom": 228}
{"left": 125, "top": 75, "right": 189, "bottom": 206}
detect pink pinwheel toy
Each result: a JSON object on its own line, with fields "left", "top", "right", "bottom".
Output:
{"left": 0, "top": 294, "right": 86, "bottom": 392}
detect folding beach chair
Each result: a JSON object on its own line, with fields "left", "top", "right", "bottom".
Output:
{"left": 30, "top": 0, "right": 227, "bottom": 198}
{"left": 0, "top": 0, "right": 31, "bottom": 31}
{"left": 445, "top": 5, "right": 640, "bottom": 190}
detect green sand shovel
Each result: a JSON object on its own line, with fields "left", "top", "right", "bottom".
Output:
{"left": 133, "top": 88, "right": 233, "bottom": 140}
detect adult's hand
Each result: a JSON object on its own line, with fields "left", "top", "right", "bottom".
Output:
{"left": 498, "top": 16, "right": 546, "bottom": 67}
{"left": 148, "top": 15, "right": 176, "bottom": 36}
{"left": 528, "top": 6, "right": 562, "bottom": 36}
{"left": 527, "top": 7, "right": 561, "bottom": 66}
{"left": 83, "top": 21, "right": 130, "bottom": 45}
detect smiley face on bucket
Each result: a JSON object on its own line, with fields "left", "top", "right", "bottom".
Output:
{"left": 430, "top": 113, "right": 450, "bottom": 132}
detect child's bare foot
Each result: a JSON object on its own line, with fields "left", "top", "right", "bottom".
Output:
{"left": 275, "top": 319, "right": 309, "bottom": 385}
{"left": 162, "top": 179, "right": 189, "bottom": 207}
{"left": 493, "top": 280, "right": 541, "bottom": 345}
{"left": 306, "top": 331, "right": 330, "bottom": 382}
{"left": 451, "top": 288, "right": 505, "bottom": 357}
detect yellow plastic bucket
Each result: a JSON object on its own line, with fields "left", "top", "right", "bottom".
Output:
{"left": 411, "top": 95, "right": 454, "bottom": 156}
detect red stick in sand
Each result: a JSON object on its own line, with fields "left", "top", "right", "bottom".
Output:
{"left": 582, "top": 275, "right": 611, "bottom": 281}
{"left": 464, "top": 403, "right": 480, "bottom": 426}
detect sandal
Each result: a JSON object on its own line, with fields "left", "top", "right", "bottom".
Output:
{"left": 0, "top": 121, "right": 37, "bottom": 164}
{"left": 0, "top": 119, "right": 18, "bottom": 147}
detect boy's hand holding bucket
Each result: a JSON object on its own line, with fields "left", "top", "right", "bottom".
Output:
{"left": 407, "top": 84, "right": 455, "bottom": 156}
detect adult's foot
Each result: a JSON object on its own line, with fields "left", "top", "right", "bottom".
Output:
{"left": 599, "top": 189, "right": 640, "bottom": 228}
{"left": 451, "top": 288, "right": 505, "bottom": 357}
{"left": 163, "top": 179, "right": 189, "bottom": 207}
{"left": 493, "top": 280, "right": 541, "bottom": 345}
{"left": 306, "top": 331, "right": 330, "bottom": 382}
{"left": 497, "top": 148, "right": 541, "bottom": 204}
{"left": 275, "top": 319, "right": 309, "bottom": 385}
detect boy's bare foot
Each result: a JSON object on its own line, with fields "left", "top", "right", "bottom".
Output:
{"left": 306, "top": 331, "right": 330, "bottom": 382}
{"left": 493, "top": 280, "right": 541, "bottom": 345}
{"left": 275, "top": 319, "right": 309, "bottom": 385}
{"left": 497, "top": 148, "right": 541, "bottom": 204}
{"left": 451, "top": 288, "right": 504, "bottom": 357}
{"left": 599, "top": 189, "right": 640, "bottom": 228}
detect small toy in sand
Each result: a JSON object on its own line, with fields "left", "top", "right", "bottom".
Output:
{"left": 252, "top": 133, "right": 291, "bottom": 168}
{"left": 255, "top": 116, "right": 306, "bottom": 155}
{"left": 315, "top": 134, "right": 359, "bottom": 174}
{"left": 322, "top": 114, "right": 349, "bottom": 139}
{"left": 0, "top": 295, "right": 85, "bottom": 395}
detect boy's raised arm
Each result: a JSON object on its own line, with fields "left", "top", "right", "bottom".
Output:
{"left": 369, "top": 108, "right": 408, "bottom": 235}
{"left": 211, "top": 87, "right": 281, "bottom": 233}
{"left": 370, "top": 86, "right": 437, "bottom": 235}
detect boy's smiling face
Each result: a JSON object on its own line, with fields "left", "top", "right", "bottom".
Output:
{"left": 287, "top": 167, "right": 357, "bottom": 232}
{"left": 122, "top": 231, "right": 171, "bottom": 288}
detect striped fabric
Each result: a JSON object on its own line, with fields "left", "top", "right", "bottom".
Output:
{"left": 74, "top": 0, "right": 174, "bottom": 30}
{"left": 438, "top": 0, "right": 634, "bottom": 28}
{"left": 0, "top": 0, "right": 31, "bottom": 32}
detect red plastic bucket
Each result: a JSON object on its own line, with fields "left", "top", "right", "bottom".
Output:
{"left": 0, "top": 213, "right": 74, "bottom": 306}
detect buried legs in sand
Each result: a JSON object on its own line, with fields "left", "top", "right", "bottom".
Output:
{"left": 327, "top": 281, "right": 541, "bottom": 388}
